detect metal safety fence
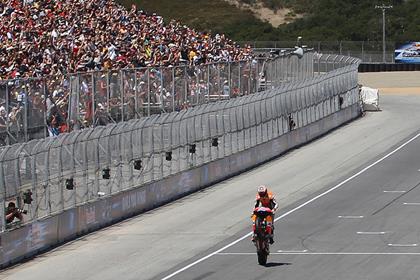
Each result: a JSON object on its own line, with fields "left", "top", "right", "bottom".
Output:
{"left": 0, "top": 52, "right": 314, "bottom": 147}
{"left": 0, "top": 54, "right": 360, "bottom": 231}
{"left": 245, "top": 41, "right": 396, "bottom": 63}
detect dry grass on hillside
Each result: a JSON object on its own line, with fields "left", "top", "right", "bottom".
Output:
{"left": 223, "top": 0, "right": 302, "bottom": 27}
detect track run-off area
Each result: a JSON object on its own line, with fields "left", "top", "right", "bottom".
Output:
{"left": 1, "top": 72, "right": 420, "bottom": 280}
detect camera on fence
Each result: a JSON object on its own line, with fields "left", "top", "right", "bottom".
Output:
{"left": 66, "top": 178, "right": 74, "bottom": 190}
{"left": 134, "top": 159, "right": 142, "bottom": 170}
{"left": 211, "top": 138, "right": 218, "bottom": 147}
{"left": 102, "top": 168, "right": 111, "bottom": 179}
{"left": 288, "top": 114, "right": 296, "bottom": 131}
{"left": 165, "top": 151, "right": 172, "bottom": 161}
{"left": 16, "top": 208, "right": 28, "bottom": 215}
{"left": 23, "top": 189, "right": 33, "bottom": 204}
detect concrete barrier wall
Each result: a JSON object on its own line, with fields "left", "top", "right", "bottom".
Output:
{"left": 0, "top": 103, "right": 360, "bottom": 267}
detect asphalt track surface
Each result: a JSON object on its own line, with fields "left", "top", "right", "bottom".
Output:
{"left": 1, "top": 72, "right": 420, "bottom": 280}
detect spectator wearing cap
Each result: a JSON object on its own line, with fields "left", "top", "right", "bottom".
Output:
{"left": 0, "top": 0, "right": 253, "bottom": 80}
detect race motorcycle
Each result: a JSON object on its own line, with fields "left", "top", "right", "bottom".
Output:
{"left": 251, "top": 207, "right": 273, "bottom": 265}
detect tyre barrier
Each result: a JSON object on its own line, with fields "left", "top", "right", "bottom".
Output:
{"left": 359, "top": 63, "right": 420, "bottom": 72}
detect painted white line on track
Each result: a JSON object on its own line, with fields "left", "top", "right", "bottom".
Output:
{"left": 338, "top": 216, "right": 364, "bottom": 218}
{"left": 216, "top": 252, "right": 420, "bottom": 256}
{"left": 161, "top": 132, "right": 420, "bottom": 280}
{"left": 383, "top": 190, "right": 406, "bottom": 193}
{"left": 403, "top": 203, "right": 420, "bottom": 205}
{"left": 388, "top": 244, "right": 418, "bottom": 247}
{"left": 277, "top": 250, "right": 308, "bottom": 253}
{"left": 357, "top": 231, "right": 387, "bottom": 235}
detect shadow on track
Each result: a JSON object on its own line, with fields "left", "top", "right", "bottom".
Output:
{"left": 264, "top": 262, "right": 292, "bottom": 267}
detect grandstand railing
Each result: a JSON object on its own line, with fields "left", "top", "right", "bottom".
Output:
{"left": 0, "top": 51, "right": 314, "bottom": 146}
{"left": 0, "top": 53, "right": 360, "bottom": 231}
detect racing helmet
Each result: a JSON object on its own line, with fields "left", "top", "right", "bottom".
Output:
{"left": 257, "top": 185, "right": 268, "bottom": 197}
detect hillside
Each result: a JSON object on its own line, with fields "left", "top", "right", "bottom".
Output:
{"left": 118, "top": 0, "right": 420, "bottom": 43}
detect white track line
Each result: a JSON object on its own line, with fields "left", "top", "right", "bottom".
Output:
{"left": 338, "top": 216, "right": 364, "bottom": 218}
{"left": 403, "top": 203, "right": 420, "bottom": 205}
{"left": 388, "top": 244, "right": 418, "bottom": 247}
{"left": 357, "top": 231, "right": 387, "bottom": 235}
{"left": 383, "top": 191, "right": 406, "bottom": 193}
{"left": 277, "top": 250, "right": 308, "bottom": 253}
{"left": 216, "top": 252, "right": 420, "bottom": 256}
{"left": 161, "top": 132, "right": 420, "bottom": 280}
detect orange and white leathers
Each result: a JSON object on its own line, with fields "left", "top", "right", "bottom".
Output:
{"left": 252, "top": 191, "right": 278, "bottom": 236}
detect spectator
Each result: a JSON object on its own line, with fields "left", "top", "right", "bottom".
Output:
{"left": 0, "top": 0, "right": 255, "bottom": 140}
{"left": 5, "top": 202, "right": 24, "bottom": 224}
{"left": 0, "top": 0, "right": 253, "bottom": 80}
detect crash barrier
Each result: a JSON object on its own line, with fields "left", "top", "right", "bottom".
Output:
{"left": 358, "top": 63, "right": 420, "bottom": 72}
{"left": 0, "top": 52, "right": 314, "bottom": 146}
{"left": 0, "top": 55, "right": 361, "bottom": 266}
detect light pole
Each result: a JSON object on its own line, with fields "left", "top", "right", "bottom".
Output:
{"left": 375, "top": 4, "right": 393, "bottom": 63}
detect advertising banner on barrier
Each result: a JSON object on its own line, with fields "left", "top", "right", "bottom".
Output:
{"left": 395, "top": 42, "right": 420, "bottom": 64}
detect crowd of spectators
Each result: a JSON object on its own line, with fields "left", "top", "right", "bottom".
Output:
{"left": 0, "top": 0, "right": 257, "bottom": 145}
{"left": 0, "top": 0, "right": 253, "bottom": 80}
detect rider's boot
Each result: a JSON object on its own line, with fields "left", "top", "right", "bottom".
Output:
{"left": 267, "top": 224, "right": 274, "bottom": 244}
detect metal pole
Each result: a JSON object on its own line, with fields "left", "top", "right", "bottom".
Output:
{"left": 42, "top": 79, "right": 48, "bottom": 137}
{"left": 120, "top": 70, "right": 124, "bottom": 122}
{"left": 91, "top": 73, "right": 96, "bottom": 127}
{"left": 172, "top": 67, "right": 175, "bottom": 112}
{"left": 5, "top": 83, "right": 10, "bottom": 145}
{"left": 147, "top": 68, "right": 151, "bottom": 116}
{"left": 375, "top": 4, "right": 393, "bottom": 63}
{"left": 23, "top": 82, "right": 28, "bottom": 142}
{"left": 382, "top": 9, "right": 385, "bottom": 62}
{"left": 134, "top": 70, "right": 139, "bottom": 118}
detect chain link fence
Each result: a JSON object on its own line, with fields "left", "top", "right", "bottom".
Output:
{"left": 0, "top": 53, "right": 360, "bottom": 231}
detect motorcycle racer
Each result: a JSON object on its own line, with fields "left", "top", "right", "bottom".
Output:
{"left": 252, "top": 185, "right": 278, "bottom": 244}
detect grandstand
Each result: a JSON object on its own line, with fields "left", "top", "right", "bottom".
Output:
{"left": 0, "top": 0, "right": 252, "bottom": 79}
{"left": 0, "top": 0, "right": 256, "bottom": 146}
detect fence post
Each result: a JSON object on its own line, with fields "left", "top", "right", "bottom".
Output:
{"left": 5, "top": 82, "right": 10, "bottom": 145}
{"left": 91, "top": 72, "right": 96, "bottom": 127}
{"left": 41, "top": 78, "right": 48, "bottom": 137}
{"left": 76, "top": 74, "right": 81, "bottom": 129}
{"left": 248, "top": 62, "right": 252, "bottom": 95}
{"left": 160, "top": 67, "right": 165, "bottom": 111}
{"left": 172, "top": 67, "right": 176, "bottom": 112}
{"left": 195, "top": 66, "right": 200, "bottom": 105}
{"left": 147, "top": 68, "right": 151, "bottom": 116}
{"left": 23, "top": 81, "right": 28, "bottom": 142}
{"left": 207, "top": 64, "right": 211, "bottom": 101}
{"left": 106, "top": 71, "right": 111, "bottom": 120}
{"left": 238, "top": 63, "right": 241, "bottom": 97}
{"left": 120, "top": 70, "right": 125, "bottom": 122}
{"left": 228, "top": 62, "right": 232, "bottom": 98}
{"left": 217, "top": 63, "right": 221, "bottom": 100}
{"left": 184, "top": 66, "right": 188, "bottom": 107}
{"left": 134, "top": 69, "right": 139, "bottom": 118}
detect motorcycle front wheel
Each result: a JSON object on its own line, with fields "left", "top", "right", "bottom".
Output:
{"left": 257, "top": 250, "right": 267, "bottom": 265}
{"left": 257, "top": 239, "right": 268, "bottom": 265}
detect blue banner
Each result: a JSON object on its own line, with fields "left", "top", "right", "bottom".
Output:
{"left": 395, "top": 42, "right": 420, "bottom": 64}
